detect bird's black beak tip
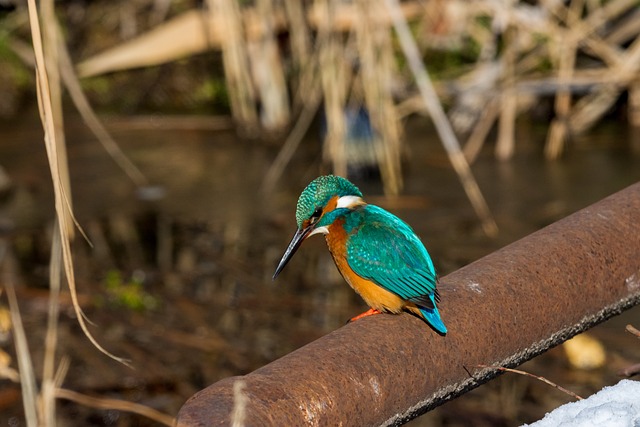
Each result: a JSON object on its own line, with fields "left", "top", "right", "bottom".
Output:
{"left": 272, "top": 226, "right": 311, "bottom": 282}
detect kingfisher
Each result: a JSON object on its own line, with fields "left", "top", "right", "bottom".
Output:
{"left": 273, "top": 175, "right": 447, "bottom": 335}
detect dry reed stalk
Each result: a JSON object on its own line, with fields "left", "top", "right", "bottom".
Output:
{"left": 208, "top": 0, "right": 258, "bottom": 134}
{"left": 76, "top": 9, "right": 218, "bottom": 78}
{"left": 545, "top": 39, "right": 577, "bottom": 159}
{"left": 262, "top": 82, "right": 323, "bottom": 194}
{"left": 74, "top": 0, "right": 423, "bottom": 79}
{"left": 446, "top": 4, "right": 502, "bottom": 141}
{"left": 55, "top": 24, "right": 149, "bottom": 188}
{"left": 317, "top": 0, "right": 350, "bottom": 178}
{"left": 41, "top": 0, "right": 73, "bottom": 239}
{"left": 262, "top": 11, "right": 324, "bottom": 193}
{"left": 569, "top": 34, "right": 640, "bottom": 133}
{"left": 40, "top": 227, "right": 63, "bottom": 426}
{"left": 26, "top": 0, "right": 129, "bottom": 366}
{"left": 543, "top": 0, "right": 636, "bottom": 61}
{"left": 249, "top": 0, "right": 290, "bottom": 132}
{"left": 582, "top": 37, "right": 624, "bottom": 68}
{"left": 355, "top": 0, "right": 403, "bottom": 195}
{"left": 545, "top": 0, "right": 582, "bottom": 159}
{"left": 2, "top": 243, "right": 39, "bottom": 427}
{"left": 284, "top": 0, "right": 312, "bottom": 78}
{"left": 290, "top": 18, "right": 323, "bottom": 111}
{"left": 60, "top": 0, "right": 640, "bottom": 156}
{"left": 605, "top": 9, "right": 640, "bottom": 45}
{"left": 385, "top": 0, "right": 498, "bottom": 236}
{"left": 55, "top": 388, "right": 175, "bottom": 426}
{"left": 496, "top": 23, "right": 517, "bottom": 161}
{"left": 306, "top": 0, "right": 424, "bottom": 33}
{"left": 448, "top": 62, "right": 501, "bottom": 138}
{"left": 629, "top": 80, "right": 640, "bottom": 127}
{"left": 581, "top": 0, "right": 638, "bottom": 34}
{"left": 515, "top": 0, "right": 638, "bottom": 149}
{"left": 511, "top": 4, "right": 563, "bottom": 79}
{"left": 5, "top": 23, "right": 149, "bottom": 188}
{"left": 537, "top": 0, "right": 635, "bottom": 55}
{"left": 523, "top": 0, "right": 639, "bottom": 148}
{"left": 463, "top": 96, "right": 500, "bottom": 164}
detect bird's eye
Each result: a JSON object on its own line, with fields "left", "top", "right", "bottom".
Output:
{"left": 310, "top": 207, "right": 322, "bottom": 223}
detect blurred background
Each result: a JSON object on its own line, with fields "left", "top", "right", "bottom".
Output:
{"left": 1, "top": 0, "right": 640, "bottom": 425}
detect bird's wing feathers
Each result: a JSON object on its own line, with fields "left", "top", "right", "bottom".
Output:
{"left": 345, "top": 207, "right": 437, "bottom": 308}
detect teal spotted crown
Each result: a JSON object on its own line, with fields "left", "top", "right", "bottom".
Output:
{"left": 295, "top": 175, "right": 363, "bottom": 227}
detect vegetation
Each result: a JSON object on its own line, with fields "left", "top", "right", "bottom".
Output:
{"left": 1, "top": 0, "right": 639, "bottom": 425}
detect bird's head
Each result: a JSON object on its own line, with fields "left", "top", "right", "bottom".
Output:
{"left": 273, "top": 175, "right": 365, "bottom": 279}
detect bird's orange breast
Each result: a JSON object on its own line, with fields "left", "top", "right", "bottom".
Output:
{"left": 325, "top": 219, "right": 406, "bottom": 314}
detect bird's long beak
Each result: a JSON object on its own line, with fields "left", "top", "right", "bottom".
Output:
{"left": 272, "top": 225, "right": 313, "bottom": 280}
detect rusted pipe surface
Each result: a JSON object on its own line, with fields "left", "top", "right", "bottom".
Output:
{"left": 177, "top": 182, "right": 640, "bottom": 426}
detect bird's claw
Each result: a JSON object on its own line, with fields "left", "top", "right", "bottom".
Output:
{"left": 348, "top": 308, "right": 382, "bottom": 323}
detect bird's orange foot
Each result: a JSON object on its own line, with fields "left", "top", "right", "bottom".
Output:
{"left": 349, "top": 308, "right": 382, "bottom": 323}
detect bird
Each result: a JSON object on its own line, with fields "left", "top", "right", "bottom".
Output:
{"left": 273, "top": 175, "right": 447, "bottom": 335}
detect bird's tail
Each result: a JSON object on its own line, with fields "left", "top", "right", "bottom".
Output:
{"left": 419, "top": 296, "right": 447, "bottom": 335}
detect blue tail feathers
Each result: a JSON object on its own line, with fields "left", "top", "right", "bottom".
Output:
{"left": 419, "top": 295, "right": 447, "bottom": 335}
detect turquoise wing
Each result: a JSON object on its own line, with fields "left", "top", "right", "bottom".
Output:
{"left": 345, "top": 206, "right": 438, "bottom": 308}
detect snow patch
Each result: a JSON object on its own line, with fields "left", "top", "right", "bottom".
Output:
{"left": 524, "top": 379, "right": 640, "bottom": 427}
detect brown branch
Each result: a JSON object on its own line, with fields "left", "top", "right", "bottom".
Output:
{"left": 618, "top": 363, "right": 640, "bottom": 377}
{"left": 55, "top": 388, "right": 175, "bottom": 426}
{"left": 626, "top": 324, "right": 640, "bottom": 338}
{"left": 474, "top": 364, "right": 584, "bottom": 401}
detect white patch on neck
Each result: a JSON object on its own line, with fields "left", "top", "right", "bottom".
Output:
{"left": 308, "top": 226, "right": 329, "bottom": 236}
{"left": 336, "top": 195, "right": 365, "bottom": 209}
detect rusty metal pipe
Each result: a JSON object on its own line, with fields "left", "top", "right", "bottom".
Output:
{"left": 177, "top": 182, "right": 640, "bottom": 426}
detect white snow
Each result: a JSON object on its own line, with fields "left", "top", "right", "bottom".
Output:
{"left": 524, "top": 379, "right": 640, "bottom": 427}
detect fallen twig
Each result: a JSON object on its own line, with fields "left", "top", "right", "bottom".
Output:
{"left": 626, "top": 324, "right": 640, "bottom": 338}
{"left": 618, "top": 363, "right": 640, "bottom": 377}
{"left": 55, "top": 388, "right": 175, "bottom": 426}
{"left": 473, "top": 364, "right": 584, "bottom": 401}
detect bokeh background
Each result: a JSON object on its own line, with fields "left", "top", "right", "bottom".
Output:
{"left": 1, "top": 0, "right": 640, "bottom": 425}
